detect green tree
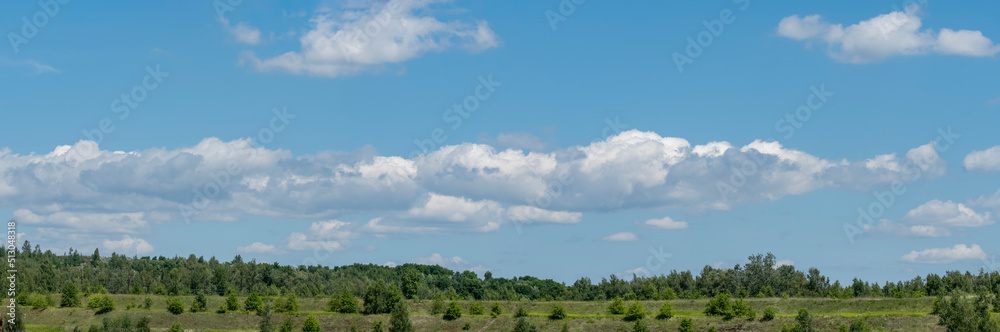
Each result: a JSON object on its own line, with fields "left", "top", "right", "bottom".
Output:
{"left": 136, "top": 316, "right": 151, "bottom": 332}
{"left": 166, "top": 297, "right": 184, "bottom": 315}
{"left": 430, "top": 292, "right": 446, "bottom": 315}
{"left": 226, "top": 290, "right": 240, "bottom": 311}
{"left": 301, "top": 315, "right": 321, "bottom": 332}
{"left": 60, "top": 282, "right": 80, "bottom": 307}
{"left": 624, "top": 302, "right": 645, "bottom": 321}
{"left": 514, "top": 306, "right": 529, "bottom": 318}
{"left": 655, "top": 301, "right": 673, "bottom": 319}
{"left": 512, "top": 317, "right": 538, "bottom": 332}
{"left": 633, "top": 319, "right": 650, "bottom": 332}
{"left": 167, "top": 322, "right": 184, "bottom": 332}
{"left": 190, "top": 292, "right": 208, "bottom": 312}
{"left": 795, "top": 309, "right": 813, "bottom": 332}
{"left": 364, "top": 281, "right": 403, "bottom": 315}
{"left": 245, "top": 292, "right": 263, "bottom": 313}
{"left": 607, "top": 296, "right": 625, "bottom": 315}
{"left": 490, "top": 302, "right": 503, "bottom": 317}
{"left": 470, "top": 302, "right": 485, "bottom": 315}
{"left": 704, "top": 293, "right": 734, "bottom": 319}
{"left": 389, "top": 300, "right": 414, "bottom": 332}
{"left": 279, "top": 317, "right": 295, "bottom": 332}
{"left": 549, "top": 304, "right": 567, "bottom": 320}
{"left": 848, "top": 317, "right": 872, "bottom": 332}
{"left": 401, "top": 267, "right": 421, "bottom": 299}
{"left": 762, "top": 306, "right": 777, "bottom": 321}
{"left": 259, "top": 298, "right": 275, "bottom": 332}
{"left": 678, "top": 318, "right": 694, "bottom": 332}
{"left": 276, "top": 292, "right": 299, "bottom": 313}
{"left": 87, "top": 294, "right": 115, "bottom": 314}
{"left": 328, "top": 290, "right": 359, "bottom": 313}
{"left": 443, "top": 301, "right": 462, "bottom": 320}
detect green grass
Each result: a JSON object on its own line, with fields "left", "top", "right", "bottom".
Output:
{"left": 24, "top": 294, "right": 961, "bottom": 331}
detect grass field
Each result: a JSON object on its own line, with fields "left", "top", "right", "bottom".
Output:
{"left": 23, "top": 294, "right": 955, "bottom": 331}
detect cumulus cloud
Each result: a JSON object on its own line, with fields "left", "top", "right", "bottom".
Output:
{"left": 778, "top": 6, "right": 1000, "bottom": 63}
{"left": 220, "top": 18, "right": 262, "bottom": 45}
{"left": 237, "top": 242, "right": 280, "bottom": 254}
{"left": 286, "top": 220, "right": 356, "bottom": 251}
{"left": 241, "top": 0, "right": 498, "bottom": 77}
{"left": 902, "top": 200, "right": 993, "bottom": 227}
{"left": 900, "top": 244, "right": 987, "bottom": 264}
{"left": 964, "top": 146, "right": 1000, "bottom": 172}
{"left": 602, "top": 232, "right": 638, "bottom": 242}
{"left": 103, "top": 235, "right": 154, "bottom": 255}
{"left": 863, "top": 218, "right": 952, "bottom": 238}
{"left": 643, "top": 216, "right": 688, "bottom": 229}
{"left": 775, "top": 260, "right": 795, "bottom": 268}
{"left": 1, "top": 130, "right": 947, "bottom": 245}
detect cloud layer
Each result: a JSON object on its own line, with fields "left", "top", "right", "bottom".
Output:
{"left": 900, "top": 244, "right": 987, "bottom": 264}
{"left": 964, "top": 146, "right": 1000, "bottom": 172}
{"left": 778, "top": 6, "right": 1000, "bottom": 63}
{"left": 1, "top": 129, "right": 948, "bottom": 252}
{"left": 241, "top": 0, "right": 498, "bottom": 77}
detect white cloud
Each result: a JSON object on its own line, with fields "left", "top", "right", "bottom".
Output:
{"left": 103, "top": 235, "right": 154, "bottom": 255}
{"left": 778, "top": 6, "right": 1000, "bottom": 63}
{"left": 602, "top": 232, "right": 638, "bottom": 242}
{"left": 286, "top": 232, "right": 347, "bottom": 251}
{"left": 902, "top": 200, "right": 993, "bottom": 227}
{"left": 384, "top": 261, "right": 397, "bottom": 267}
{"left": 0, "top": 58, "right": 60, "bottom": 75}
{"left": 863, "top": 218, "right": 952, "bottom": 237}
{"left": 900, "top": 244, "right": 987, "bottom": 264}
{"left": 1, "top": 130, "right": 947, "bottom": 243}
{"left": 220, "top": 18, "right": 262, "bottom": 45}
{"left": 414, "top": 253, "right": 467, "bottom": 266}
{"left": 241, "top": 0, "right": 498, "bottom": 77}
{"left": 285, "top": 220, "right": 356, "bottom": 251}
{"left": 237, "top": 242, "right": 280, "bottom": 254}
{"left": 963, "top": 146, "right": 1000, "bottom": 172}
{"left": 619, "top": 267, "right": 650, "bottom": 278}
{"left": 643, "top": 216, "right": 688, "bottom": 229}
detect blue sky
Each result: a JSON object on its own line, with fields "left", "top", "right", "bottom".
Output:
{"left": 2, "top": 0, "right": 999, "bottom": 284}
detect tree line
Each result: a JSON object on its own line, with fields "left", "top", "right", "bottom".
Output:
{"left": 12, "top": 241, "right": 1000, "bottom": 302}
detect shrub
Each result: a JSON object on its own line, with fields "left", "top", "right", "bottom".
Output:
{"left": 708, "top": 325, "right": 718, "bottom": 332}
{"left": 936, "top": 291, "right": 999, "bottom": 332}
{"left": 678, "top": 318, "right": 694, "bottom": 332}
{"left": 655, "top": 301, "right": 673, "bottom": 319}
{"left": 136, "top": 316, "right": 151, "bottom": 332}
{"left": 245, "top": 292, "right": 263, "bottom": 313}
{"left": 167, "top": 322, "right": 184, "bottom": 332}
{"left": 166, "top": 297, "right": 184, "bottom": 315}
{"left": 430, "top": 293, "right": 446, "bottom": 315}
{"left": 732, "top": 298, "right": 752, "bottom": 319}
{"left": 469, "top": 302, "right": 485, "bottom": 315}
{"left": 512, "top": 317, "right": 537, "bottom": 332}
{"left": 624, "top": 302, "right": 645, "bottom": 321}
{"left": 372, "top": 321, "right": 384, "bottom": 332}
{"left": 607, "top": 296, "right": 626, "bottom": 315}
{"left": 633, "top": 319, "right": 650, "bottom": 332}
{"left": 276, "top": 293, "right": 300, "bottom": 313}
{"left": 190, "top": 292, "right": 208, "bottom": 312}
{"left": 61, "top": 283, "right": 80, "bottom": 307}
{"left": 443, "top": 301, "right": 462, "bottom": 320}
{"left": 848, "top": 317, "right": 871, "bottom": 332}
{"left": 329, "top": 290, "right": 359, "bottom": 313}
{"left": 143, "top": 297, "right": 152, "bottom": 310}
{"left": 704, "top": 293, "right": 734, "bottom": 318}
{"left": 216, "top": 303, "right": 227, "bottom": 314}
{"left": 461, "top": 322, "right": 471, "bottom": 330}
{"left": 549, "top": 304, "right": 567, "bottom": 320}
{"left": 490, "top": 302, "right": 503, "bottom": 317}
{"left": 279, "top": 317, "right": 294, "bottom": 332}
{"left": 388, "top": 300, "right": 414, "bottom": 332}
{"left": 364, "top": 281, "right": 403, "bottom": 315}
{"left": 514, "top": 306, "right": 529, "bottom": 318}
{"left": 258, "top": 299, "right": 275, "bottom": 332}
{"left": 226, "top": 290, "right": 240, "bottom": 311}
{"left": 795, "top": 309, "right": 812, "bottom": 332}
{"left": 561, "top": 322, "right": 569, "bottom": 332}
{"left": 301, "top": 315, "right": 321, "bottom": 332}
{"left": 762, "top": 306, "right": 777, "bottom": 321}
{"left": 87, "top": 294, "right": 115, "bottom": 314}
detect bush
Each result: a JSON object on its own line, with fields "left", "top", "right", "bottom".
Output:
{"left": 490, "top": 302, "right": 503, "bottom": 317}
{"left": 461, "top": 322, "right": 471, "bottom": 330}
{"left": 708, "top": 325, "right": 718, "bottom": 332}
{"left": 678, "top": 318, "right": 694, "bottom": 332}
{"left": 166, "top": 297, "right": 184, "bottom": 315}
{"left": 167, "top": 322, "right": 184, "bottom": 332}
{"left": 61, "top": 283, "right": 80, "bottom": 307}
{"left": 795, "top": 309, "right": 812, "bottom": 332}
{"left": 143, "top": 297, "right": 152, "bottom": 310}
{"left": 276, "top": 293, "right": 299, "bottom": 313}
{"left": 633, "top": 319, "right": 650, "bottom": 332}
{"left": 848, "top": 317, "right": 871, "bottom": 332}
{"left": 443, "top": 301, "right": 462, "bottom": 320}
{"left": 328, "top": 290, "right": 359, "bottom": 313}
{"left": 704, "top": 293, "right": 734, "bottom": 318}
{"left": 549, "top": 304, "right": 567, "bottom": 320}
{"left": 732, "top": 298, "right": 752, "bottom": 319}
{"left": 259, "top": 299, "right": 275, "bottom": 332}
{"left": 136, "top": 316, "right": 151, "bottom": 332}
{"left": 651, "top": 302, "right": 672, "bottom": 320}
{"left": 607, "top": 296, "right": 626, "bottom": 315}
{"left": 216, "top": 303, "right": 227, "bottom": 314}
{"left": 514, "top": 306, "right": 529, "bottom": 318}
{"left": 364, "top": 281, "right": 403, "bottom": 315}
{"left": 936, "top": 291, "right": 1000, "bottom": 332}
{"left": 279, "top": 317, "right": 294, "bottom": 332}
{"left": 512, "top": 317, "right": 538, "bottom": 332}
{"left": 190, "top": 292, "right": 208, "bottom": 312}
{"left": 87, "top": 294, "right": 115, "bottom": 314}
{"left": 372, "top": 321, "right": 384, "bottom": 332}
{"left": 762, "top": 306, "right": 777, "bottom": 321}
{"left": 388, "top": 300, "right": 414, "bottom": 332}
{"left": 469, "top": 302, "right": 485, "bottom": 315}
{"left": 624, "top": 302, "right": 645, "bottom": 321}
{"left": 301, "top": 315, "right": 321, "bottom": 332}
{"left": 430, "top": 293, "right": 446, "bottom": 315}
{"left": 245, "top": 292, "right": 263, "bottom": 313}
{"left": 226, "top": 290, "right": 240, "bottom": 311}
